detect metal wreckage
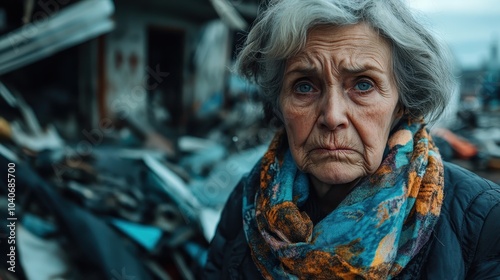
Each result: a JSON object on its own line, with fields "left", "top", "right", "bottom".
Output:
{"left": 0, "top": 0, "right": 270, "bottom": 279}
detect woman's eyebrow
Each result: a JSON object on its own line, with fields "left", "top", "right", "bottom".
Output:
{"left": 341, "top": 63, "right": 386, "bottom": 75}
{"left": 285, "top": 62, "right": 387, "bottom": 77}
{"left": 284, "top": 65, "right": 318, "bottom": 76}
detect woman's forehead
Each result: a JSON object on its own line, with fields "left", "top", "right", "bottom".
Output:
{"left": 285, "top": 23, "right": 392, "bottom": 74}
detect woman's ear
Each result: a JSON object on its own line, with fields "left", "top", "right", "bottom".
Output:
{"left": 391, "top": 104, "right": 406, "bottom": 130}
{"left": 396, "top": 103, "right": 406, "bottom": 118}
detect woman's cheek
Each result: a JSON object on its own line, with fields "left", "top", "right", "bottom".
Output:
{"left": 283, "top": 108, "right": 315, "bottom": 145}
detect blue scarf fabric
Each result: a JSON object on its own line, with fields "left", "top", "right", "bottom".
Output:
{"left": 243, "top": 118, "right": 444, "bottom": 279}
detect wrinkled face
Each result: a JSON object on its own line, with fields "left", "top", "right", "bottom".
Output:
{"left": 280, "top": 23, "right": 401, "bottom": 187}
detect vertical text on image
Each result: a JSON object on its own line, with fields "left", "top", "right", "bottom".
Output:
{"left": 6, "top": 162, "right": 17, "bottom": 273}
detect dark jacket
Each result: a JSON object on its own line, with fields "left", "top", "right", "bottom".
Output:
{"left": 203, "top": 162, "right": 500, "bottom": 279}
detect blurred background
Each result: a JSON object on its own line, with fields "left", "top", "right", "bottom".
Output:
{"left": 0, "top": 0, "right": 498, "bottom": 279}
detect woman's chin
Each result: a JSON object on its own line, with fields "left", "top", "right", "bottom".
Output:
{"left": 308, "top": 165, "right": 366, "bottom": 187}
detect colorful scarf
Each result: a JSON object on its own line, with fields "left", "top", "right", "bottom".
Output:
{"left": 242, "top": 118, "right": 444, "bottom": 279}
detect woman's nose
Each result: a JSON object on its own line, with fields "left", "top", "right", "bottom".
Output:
{"left": 318, "top": 88, "right": 349, "bottom": 130}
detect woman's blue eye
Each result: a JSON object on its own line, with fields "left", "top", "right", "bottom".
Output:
{"left": 296, "top": 83, "right": 314, "bottom": 93}
{"left": 354, "top": 81, "right": 373, "bottom": 91}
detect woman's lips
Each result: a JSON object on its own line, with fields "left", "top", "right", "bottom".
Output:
{"left": 311, "top": 147, "right": 356, "bottom": 154}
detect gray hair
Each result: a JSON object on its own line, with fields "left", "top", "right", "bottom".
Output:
{"left": 236, "top": 0, "right": 456, "bottom": 124}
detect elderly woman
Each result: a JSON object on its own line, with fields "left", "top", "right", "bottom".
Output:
{"left": 204, "top": 0, "right": 500, "bottom": 279}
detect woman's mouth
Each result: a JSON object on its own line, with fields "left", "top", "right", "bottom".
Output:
{"left": 311, "top": 146, "right": 356, "bottom": 154}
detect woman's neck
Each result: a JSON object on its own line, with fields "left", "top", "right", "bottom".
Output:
{"left": 309, "top": 176, "right": 360, "bottom": 213}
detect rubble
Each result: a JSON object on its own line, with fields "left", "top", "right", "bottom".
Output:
{"left": 0, "top": 73, "right": 272, "bottom": 279}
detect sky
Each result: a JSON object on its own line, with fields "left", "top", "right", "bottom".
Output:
{"left": 407, "top": 0, "right": 500, "bottom": 69}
